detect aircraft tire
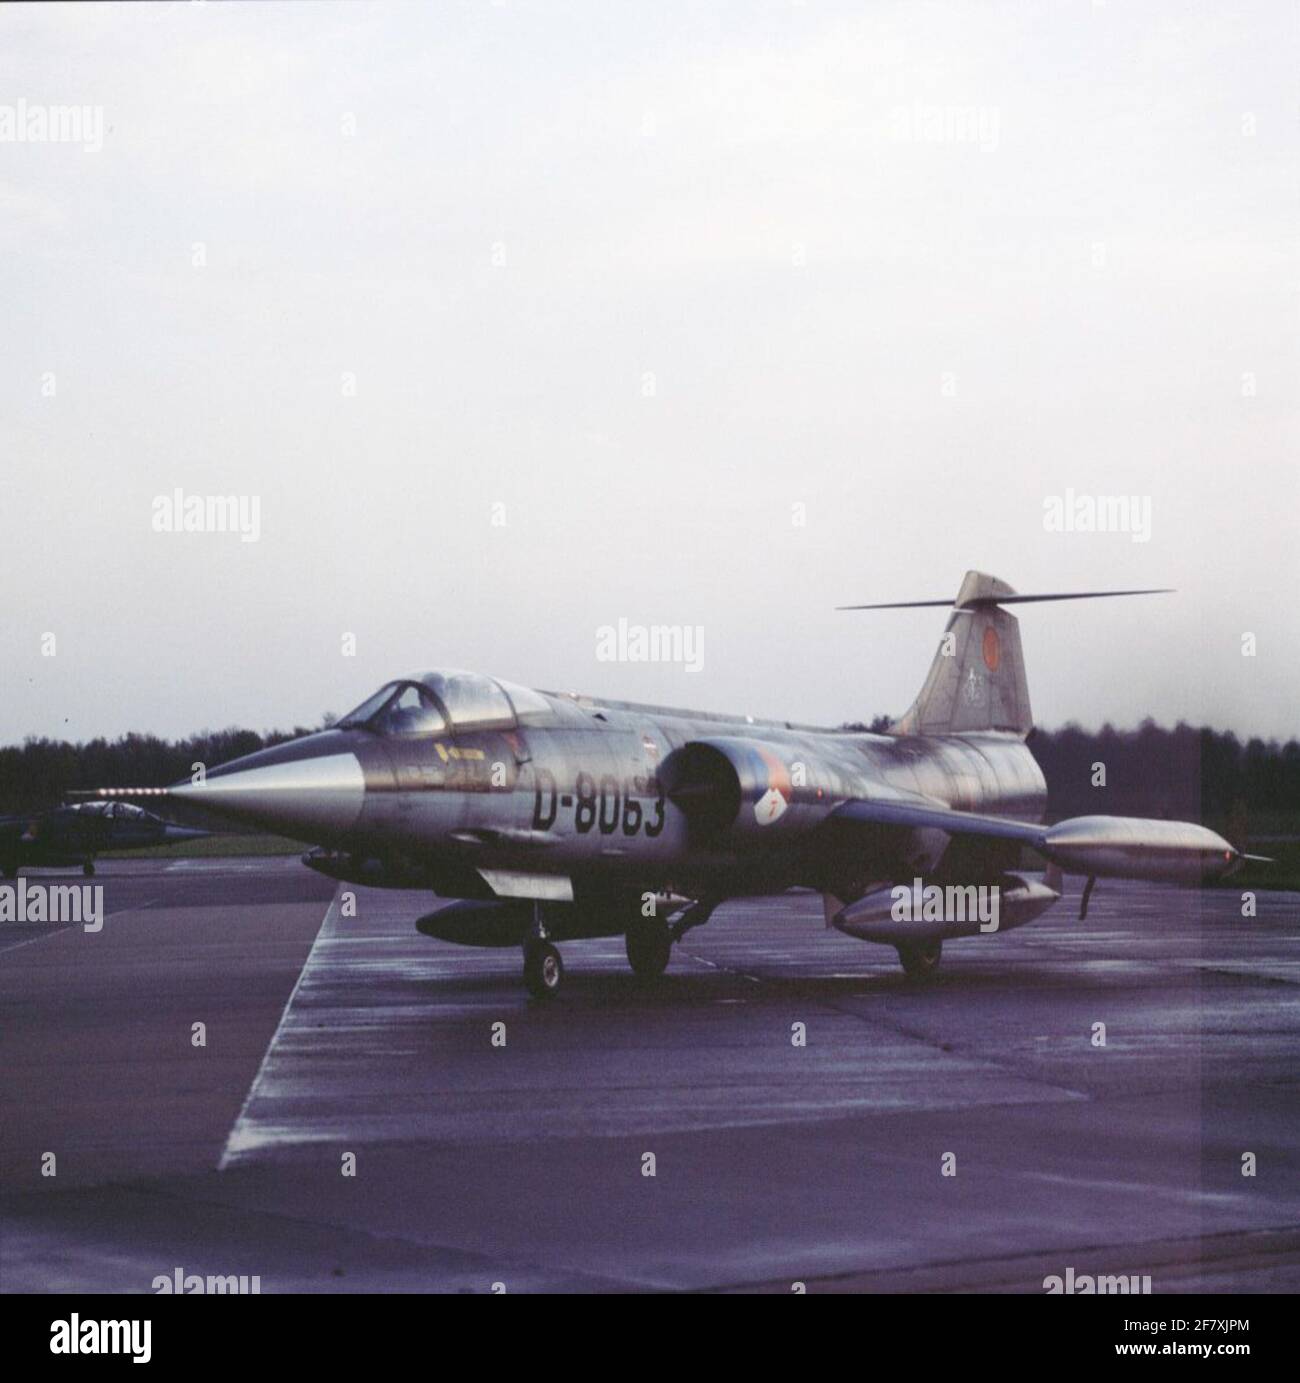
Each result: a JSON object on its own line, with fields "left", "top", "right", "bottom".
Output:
{"left": 523, "top": 939, "right": 563, "bottom": 998}
{"left": 897, "top": 939, "right": 942, "bottom": 982}
{"left": 625, "top": 917, "right": 672, "bottom": 981}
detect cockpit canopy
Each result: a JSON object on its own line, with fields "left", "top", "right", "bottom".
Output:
{"left": 72, "top": 801, "right": 152, "bottom": 821}
{"left": 338, "top": 670, "right": 552, "bottom": 737}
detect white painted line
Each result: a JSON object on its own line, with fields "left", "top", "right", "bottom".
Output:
{"left": 0, "top": 898, "right": 160, "bottom": 954}
{"left": 216, "top": 886, "right": 340, "bottom": 1171}
{"left": 0, "top": 927, "right": 80, "bottom": 955}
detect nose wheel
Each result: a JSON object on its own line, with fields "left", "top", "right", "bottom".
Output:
{"left": 523, "top": 938, "right": 564, "bottom": 998}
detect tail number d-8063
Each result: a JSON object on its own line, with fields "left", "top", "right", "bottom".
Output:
{"left": 532, "top": 770, "right": 665, "bottom": 837}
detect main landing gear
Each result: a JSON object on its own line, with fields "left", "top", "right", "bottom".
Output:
{"left": 896, "top": 939, "right": 942, "bottom": 982}
{"left": 523, "top": 938, "right": 564, "bottom": 998}
{"left": 626, "top": 898, "right": 719, "bottom": 984}
{"left": 625, "top": 915, "right": 672, "bottom": 981}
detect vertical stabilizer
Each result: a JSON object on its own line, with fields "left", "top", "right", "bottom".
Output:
{"left": 890, "top": 571, "right": 1032, "bottom": 737}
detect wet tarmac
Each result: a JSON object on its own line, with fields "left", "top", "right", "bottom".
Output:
{"left": 1, "top": 858, "right": 1297, "bottom": 1292}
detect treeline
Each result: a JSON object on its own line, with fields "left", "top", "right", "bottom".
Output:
{"left": 1027, "top": 721, "right": 1299, "bottom": 826}
{"left": 0, "top": 727, "right": 316, "bottom": 816}
{"left": 857, "top": 718, "right": 1297, "bottom": 829}
{"left": 0, "top": 719, "right": 1295, "bottom": 828}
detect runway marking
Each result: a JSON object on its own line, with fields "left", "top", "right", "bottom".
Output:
{"left": 0, "top": 926, "right": 81, "bottom": 955}
{"left": 676, "top": 946, "right": 764, "bottom": 983}
{"left": 166, "top": 858, "right": 292, "bottom": 873}
{"left": 208, "top": 879, "right": 1292, "bottom": 1170}
{"left": 0, "top": 899, "right": 160, "bottom": 954}
{"left": 217, "top": 888, "right": 340, "bottom": 1171}
{"left": 1021, "top": 1170, "right": 1251, "bottom": 1207}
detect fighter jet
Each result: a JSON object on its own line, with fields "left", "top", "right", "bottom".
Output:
{"left": 0, "top": 801, "right": 209, "bottom": 878}
{"left": 96, "top": 571, "right": 1262, "bottom": 996}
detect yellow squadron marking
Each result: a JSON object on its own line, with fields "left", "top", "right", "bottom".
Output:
{"left": 435, "top": 743, "right": 485, "bottom": 762}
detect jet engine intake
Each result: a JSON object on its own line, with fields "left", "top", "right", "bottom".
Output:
{"left": 661, "top": 737, "right": 836, "bottom": 845}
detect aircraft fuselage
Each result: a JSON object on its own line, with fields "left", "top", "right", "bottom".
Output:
{"left": 171, "top": 688, "right": 1047, "bottom": 909}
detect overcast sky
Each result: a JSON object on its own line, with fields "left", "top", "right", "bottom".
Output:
{"left": 1, "top": 0, "right": 1296, "bottom": 745}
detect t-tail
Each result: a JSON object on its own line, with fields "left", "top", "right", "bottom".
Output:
{"left": 838, "top": 570, "right": 1173, "bottom": 739}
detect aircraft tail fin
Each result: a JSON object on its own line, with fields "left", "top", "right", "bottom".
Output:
{"left": 837, "top": 572, "right": 1172, "bottom": 739}
{"left": 889, "top": 572, "right": 1032, "bottom": 736}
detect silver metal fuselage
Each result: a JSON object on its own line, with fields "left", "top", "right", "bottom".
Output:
{"left": 173, "top": 686, "right": 1048, "bottom": 906}
{"left": 144, "top": 576, "right": 1248, "bottom": 988}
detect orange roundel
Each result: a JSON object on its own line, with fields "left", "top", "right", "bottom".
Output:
{"left": 755, "top": 746, "right": 792, "bottom": 799}
{"left": 982, "top": 625, "right": 1000, "bottom": 671}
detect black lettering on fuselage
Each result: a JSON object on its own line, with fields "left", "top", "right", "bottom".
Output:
{"left": 531, "top": 768, "right": 558, "bottom": 830}
{"left": 553, "top": 769, "right": 665, "bottom": 837}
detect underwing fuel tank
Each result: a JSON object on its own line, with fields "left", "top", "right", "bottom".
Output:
{"left": 1041, "top": 816, "right": 1240, "bottom": 884}
{"left": 416, "top": 899, "right": 625, "bottom": 948}
{"left": 832, "top": 871, "right": 1060, "bottom": 944}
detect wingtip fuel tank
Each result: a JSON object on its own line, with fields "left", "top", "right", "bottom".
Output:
{"left": 1040, "top": 816, "right": 1242, "bottom": 885}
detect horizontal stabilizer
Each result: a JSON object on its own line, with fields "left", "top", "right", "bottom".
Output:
{"left": 837, "top": 588, "right": 1172, "bottom": 611}
{"left": 841, "top": 572, "right": 1173, "bottom": 738}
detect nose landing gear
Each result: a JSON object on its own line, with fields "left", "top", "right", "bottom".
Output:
{"left": 515, "top": 895, "right": 719, "bottom": 997}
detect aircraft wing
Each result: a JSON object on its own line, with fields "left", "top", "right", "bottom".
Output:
{"left": 830, "top": 797, "right": 1246, "bottom": 885}
{"left": 833, "top": 797, "right": 1045, "bottom": 848}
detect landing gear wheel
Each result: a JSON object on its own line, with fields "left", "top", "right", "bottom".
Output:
{"left": 897, "top": 939, "right": 942, "bottom": 982}
{"left": 625, "top": 917, "right": 672, "bottom": 981}
{"left": 523, "top": 939, "right": 563, "bottom": 998}
{"left": 83, "top": 859, "right": 95, "bottom": 877}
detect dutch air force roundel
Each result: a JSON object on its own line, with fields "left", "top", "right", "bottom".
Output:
{"left": 753, "top": 747, "right": 793, "bottom": 824}
{"left": 983, "top": 625, "right": 1001, "bottom": 671}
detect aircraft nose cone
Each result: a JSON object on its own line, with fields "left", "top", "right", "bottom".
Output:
{"left": 169, "top": 735, "right": 366, "bottom": 842}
